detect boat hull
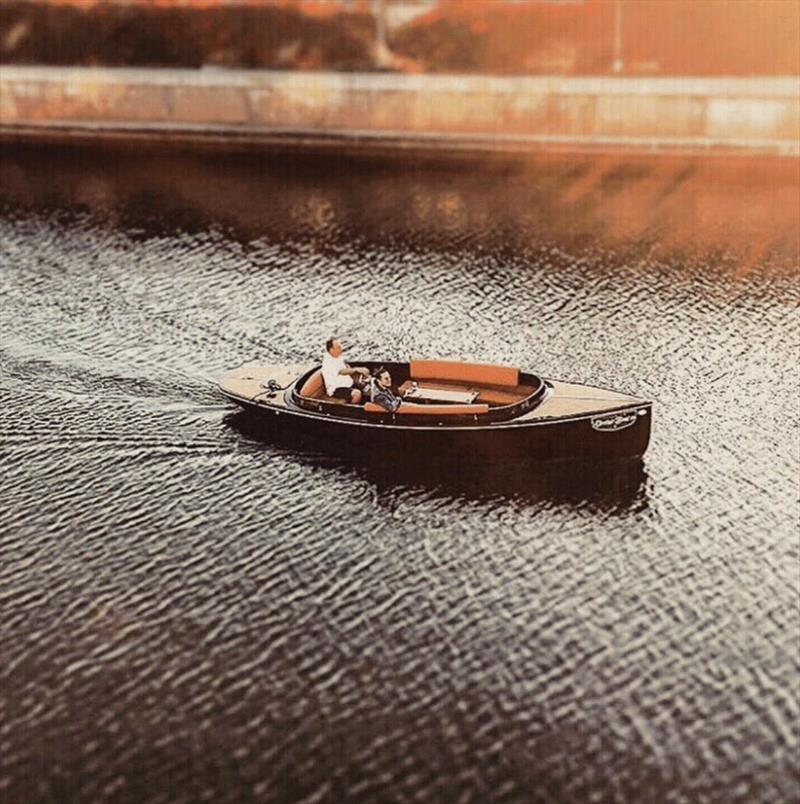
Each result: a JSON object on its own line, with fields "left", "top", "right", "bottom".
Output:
{"left": 228, "top": 396, "right": 651, "bottom": 463}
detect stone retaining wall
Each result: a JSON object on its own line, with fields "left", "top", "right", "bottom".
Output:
{"left": 1, "top": 66, "right": 798, "bottom": 156}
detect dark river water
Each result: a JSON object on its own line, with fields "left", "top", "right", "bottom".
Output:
{"left": 1, "top": 145, "right": 798, "bottom": 804}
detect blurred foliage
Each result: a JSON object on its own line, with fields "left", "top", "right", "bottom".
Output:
{"left": 389, "top": 18, "right": 486, "bottom": 73}
{"left": 0, "top": 2, "right": 376, "bottom": 70}
{"left": 1, "top": 0, "right": 798, "bottom": 75}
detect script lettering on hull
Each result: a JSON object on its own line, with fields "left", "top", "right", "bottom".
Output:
{"left": 591, "top": 411, "right": 639, "bottom": 432}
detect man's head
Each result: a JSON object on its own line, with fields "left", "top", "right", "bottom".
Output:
{"left": 376, "top": 368, "right": 392, "bottom": 388}
{"left": 326, "top": 337, "right": 343, "bottom": 357}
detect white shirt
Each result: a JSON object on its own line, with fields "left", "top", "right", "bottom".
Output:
{"left": 322, "top": 352, "right": 353, "bottom": 396}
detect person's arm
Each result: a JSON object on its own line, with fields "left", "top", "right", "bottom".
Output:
{"left": 340, "top": 366, "right": 370, "bottom": 377}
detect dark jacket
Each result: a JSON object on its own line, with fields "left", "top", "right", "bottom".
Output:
{"left": 371, "top": 382, "right": 402, "bottom": 412}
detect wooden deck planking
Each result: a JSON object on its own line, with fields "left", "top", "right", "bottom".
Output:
{"left": 521, "top": 380, "right": 644, "bottom": 420}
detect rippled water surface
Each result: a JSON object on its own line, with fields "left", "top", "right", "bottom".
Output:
{"left": 1, "top": 146, "right": 798, "bottom": 804}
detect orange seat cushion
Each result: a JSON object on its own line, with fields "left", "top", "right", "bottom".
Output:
{"left": 364, "top": 402, "right": 489, "bottom": 416}
{"left": 410, "top": 360, "right": 519, "bottom": 387}
{"left": 299, "top": 369, "right": 325, "bottom": 398}
{"left": 475, "top": 387, "right": 535, "bottom": 406}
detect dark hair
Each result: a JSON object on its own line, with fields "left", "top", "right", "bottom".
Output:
{"left": 326, "top": 337, "right": 337, "bottom": 353}
{"left": 374, "top": 366, "right": 391, "bottom": 381}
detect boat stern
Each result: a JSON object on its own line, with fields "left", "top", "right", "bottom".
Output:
{"left": 217, "top": 362, "right": 310, "bottom": 406}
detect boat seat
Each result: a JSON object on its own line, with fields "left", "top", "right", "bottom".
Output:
{"left": 475, "top": 386, "right": 535, "bottom": 406}
{"left": 410, "top": 360, "right": 519, "bottom": 387}
{"left": 364, "top": 402, "right": 489, "bottom": 416}
{"left": 298, "top": 369, "right": 347, "bottom": 404}
{"left": 299, "top": 369, "right": 325, "bottom": 398}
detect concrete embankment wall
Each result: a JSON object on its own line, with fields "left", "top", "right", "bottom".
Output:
{"left": 1, "top": 66, "right": 798, "bottom": 157}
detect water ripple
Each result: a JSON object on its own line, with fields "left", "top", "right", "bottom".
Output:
{"left": 1, "top": 148, "right": 798, "bottom": 803}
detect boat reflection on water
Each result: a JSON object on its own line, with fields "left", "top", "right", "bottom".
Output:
{"left": 225, "top": 411, "right": 649, "bottom": 514}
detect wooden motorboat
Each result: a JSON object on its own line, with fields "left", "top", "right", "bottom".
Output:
{"left": 217, "top": 359, "right": 652, "bottom": 462}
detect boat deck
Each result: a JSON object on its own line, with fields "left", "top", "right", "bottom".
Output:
{"left": 519, "top": 380, "right": 645, "bottom": 420}
{"left": 218, "top": 363, "right": 307, "bottom": 409}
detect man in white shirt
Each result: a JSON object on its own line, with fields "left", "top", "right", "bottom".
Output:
{"left": 321, "top": 338, "right": 370, "bottom": 403}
